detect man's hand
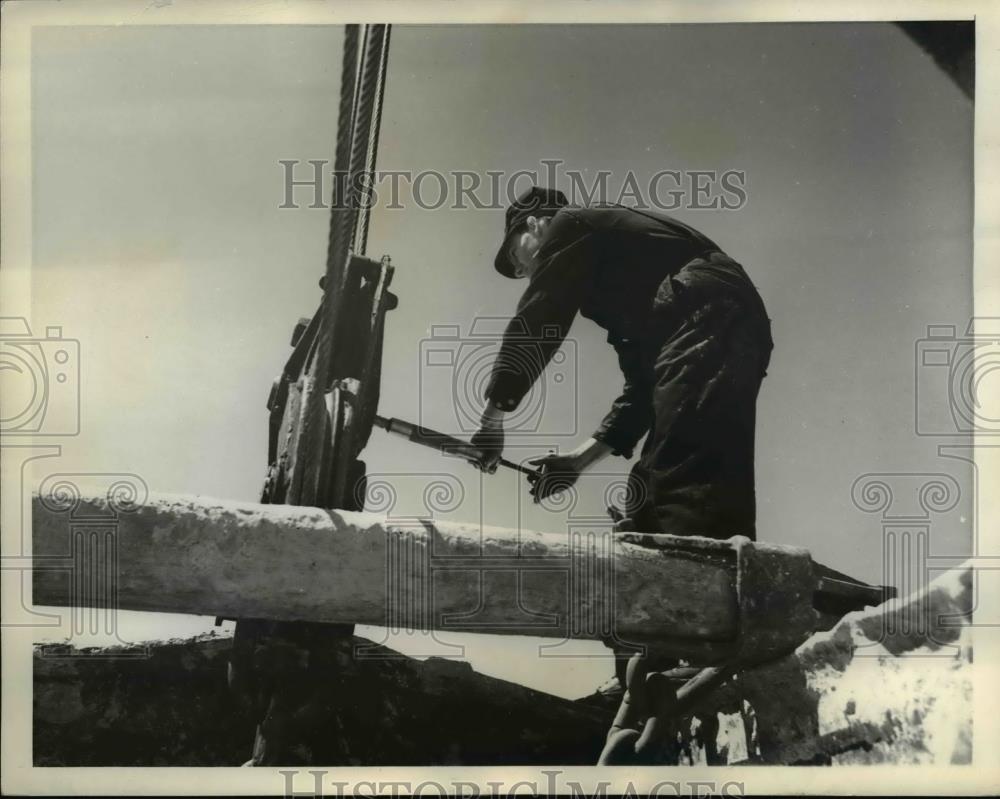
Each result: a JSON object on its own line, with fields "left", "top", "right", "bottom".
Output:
{"left": 527, "top": 437, "right": 614, "bottom": 503}
{"left": 527, "top": 451, "right": 584, "bottom": 503}
{"left": 470, "top": 403, "right": 506, "bottom": 473}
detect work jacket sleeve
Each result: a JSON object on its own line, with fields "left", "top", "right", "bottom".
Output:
{"left": 484, "top": 210, "right": 594, "bottom": 412}
{"left": 591, "top": 334, "right": 654, "bottom": 459}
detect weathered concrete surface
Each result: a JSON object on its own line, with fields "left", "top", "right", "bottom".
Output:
{"left": 34, "top": 632, "right": 609, "bottom": 766}
{"left": 800, "top": 564, "right": 972, "bottom": 765}
{"left": 714, "top": 562, "right": 972, "bottom": 764}
{"left": 576, "top": 562, "right": 973, "bottom": 766}
{"left": 33, "top": 489, "right": 761, "bottom": 643}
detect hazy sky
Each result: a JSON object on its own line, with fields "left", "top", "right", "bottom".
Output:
{"left": 28, "top": 23, "right": 973, "bottom": 697}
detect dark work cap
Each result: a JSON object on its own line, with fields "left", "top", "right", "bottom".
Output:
{"left": 494, "top": 186, "right": 569, "bottom": 278}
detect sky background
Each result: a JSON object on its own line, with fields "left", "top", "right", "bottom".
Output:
{"left": 25, "top": 23, "right": 974, "bottom": 698}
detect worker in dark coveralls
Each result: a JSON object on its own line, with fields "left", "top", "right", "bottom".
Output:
{"left": 471, "top": 187, "right": 773, "bottom": 695}
{"left": 472, "top": 186, "right": 774, "bottom": 541}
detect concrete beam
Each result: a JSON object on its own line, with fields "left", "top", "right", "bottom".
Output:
{"left": 31, "top": 489, "right": 813, "bottom": 650}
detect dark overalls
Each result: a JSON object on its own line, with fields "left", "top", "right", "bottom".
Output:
{"left": 485, "top": 204, "right": 774, "bottom": 541}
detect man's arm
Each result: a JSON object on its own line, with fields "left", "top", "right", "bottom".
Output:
{"left": 591, "top": 335, "right": 655, "bottom": 459}
{"left": 483, "top": 210, "right": 595, "bottom": 412}
{"left": 526, "top": 335, "right": 649, "bottom": 502}
{"left": 471, "top": 210, "right": 595, "bottom": 471}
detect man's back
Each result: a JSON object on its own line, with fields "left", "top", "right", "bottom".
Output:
{"left": 480, "top": 188, "right": 773, "bottom": 543}
{"left": 537, "top": 204, "right": 763, "bottom": 341}
{"left": 569, "top": 204, "right": 720, "bottom": 262}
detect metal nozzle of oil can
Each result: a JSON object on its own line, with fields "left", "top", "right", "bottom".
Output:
{"left": 373, "top": 414, "right": 540, "bottom": 477}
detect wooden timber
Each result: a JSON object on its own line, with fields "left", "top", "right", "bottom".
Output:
{"left": 32, "top": 491, "right": 742, "bottom": 644}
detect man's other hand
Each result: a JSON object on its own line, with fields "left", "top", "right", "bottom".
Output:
{"left": 527, "top": 452, "right": 583, "bottom": 503}
{"left": 527, "top": 438, "right": 613, "bottom": 502}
